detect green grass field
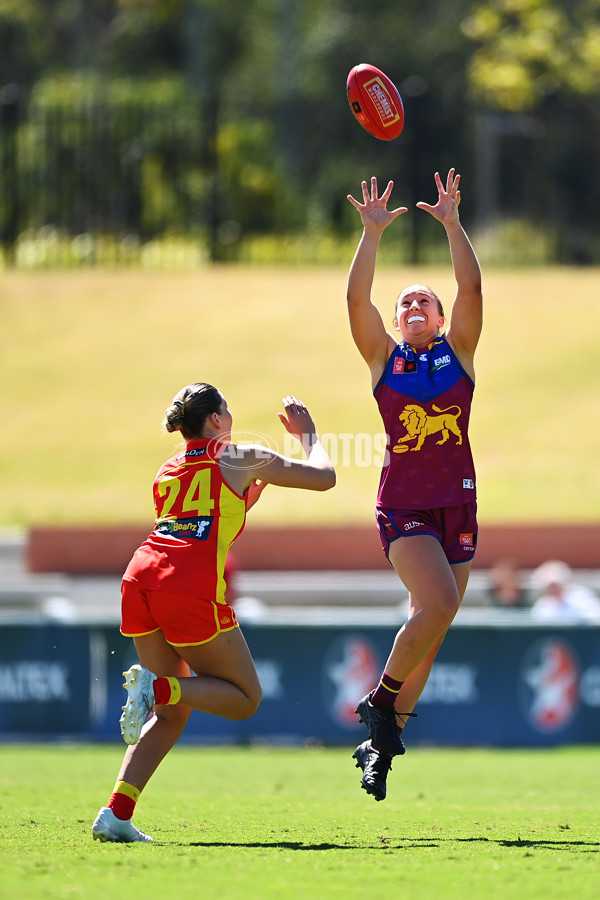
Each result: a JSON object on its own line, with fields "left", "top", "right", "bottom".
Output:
{"left": 0, "top": 744, "right": 598, "bottom": 900}
{"left": 1, "top": 265, "right": 599, "bottom": 527}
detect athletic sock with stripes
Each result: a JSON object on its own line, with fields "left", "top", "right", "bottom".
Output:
{"left": 108, "top": 781, "right": 140, "bottom": 821}
{"left": 153, "top": 676, "right": 182, "bottom": 705}
{"left": 371, "top": 672, "right": 404, "bottom": 708}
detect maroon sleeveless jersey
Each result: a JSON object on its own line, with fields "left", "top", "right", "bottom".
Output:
{"left": 374, "top": 336, "right": 476, "bottom": 509}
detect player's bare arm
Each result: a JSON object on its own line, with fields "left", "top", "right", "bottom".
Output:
{"left": 347, "top": 178, "right": 408, "bottom": 384}
{"left": 220, "top": 396, "right": 335, "bottom": 495}
{"left": 416, "top": 169, "right": 482, "bottom": 374}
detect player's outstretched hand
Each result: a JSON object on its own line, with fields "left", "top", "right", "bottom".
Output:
{"left": 347, "top": 177, "right": 407, "bottom": 234}
{"left": 278, "top": 396, "right": 317, "bottom": 441}
{"left": 416, "top": 169, "right": 461, "bottom": 226}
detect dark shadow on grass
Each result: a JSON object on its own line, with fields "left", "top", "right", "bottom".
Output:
{"left": 400, "top": 836, "right": 599, "bottom": 852}
{"left": 496, "top": 838, "right": 598, "bottom": 850}
{"left": 177, "top": 841, "right": 367, "bottom": 850}
{"left": 164, "top": 836, "right": 598, "bottom": 852}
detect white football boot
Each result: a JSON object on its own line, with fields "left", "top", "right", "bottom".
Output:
{"left": 119, "top": 664, "right": 156, "bottom": 745}
{"left": 92, "top": 807, "right": 153, "bottom": 843}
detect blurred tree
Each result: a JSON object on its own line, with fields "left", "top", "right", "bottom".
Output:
{"left": 462, "top": 0, "right": 600, "bottom": 111}
{"left": 2, "top": 0, "right": 600, "bottom": 262}
{"left": 272, "top": 0, "right": 480, "bottom": 258}
{"left": 462, "top": 0, "right": 600, "bottom": 262}
{"left": 0, "top": 0, "right": 81, "bottom": 84}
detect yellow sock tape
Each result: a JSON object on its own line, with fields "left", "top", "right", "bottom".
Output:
{"left": 165, "top": 676, "right": 182, "bottom": 705}
{"left": 113, "top": 781, "right": 140, "bottom": 803}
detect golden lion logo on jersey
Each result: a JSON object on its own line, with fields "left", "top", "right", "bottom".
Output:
{"left": 393, "top": 404, "right": 462, "bottom": 453}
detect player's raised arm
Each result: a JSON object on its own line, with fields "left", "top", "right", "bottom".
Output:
{"left": 416, "top": 169, "right": 482, "bottom": 372}
{"left": 347, "top": 178, "right": 407, "bottom": 382}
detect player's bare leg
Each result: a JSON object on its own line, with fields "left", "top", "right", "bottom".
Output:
{"left": 382, "top": 536, "right": 469, "bottom": 682}
{"left": 393, "top": 558, "right": 471, "bottom": 716}
{"left": 353, "top": 549, "right": 472, "bottom": 798}
{"left": 176, "top": 628, "right": 262, "bottom": 720}
{"left": 355, "top": 537, "right": 461, "bottom": 755}
{"left": 119, "top": 628, "right": 261, "bottom": 792}
{"left": 93, "top": 635, "right": 191, "bottom": 842}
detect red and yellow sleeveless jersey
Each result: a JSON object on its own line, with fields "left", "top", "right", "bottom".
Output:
{"left": 123, "top": 438, "right": 246, "bottom": 604}
{"left": 374, "top": 335, "right": 476, "bottom": 509}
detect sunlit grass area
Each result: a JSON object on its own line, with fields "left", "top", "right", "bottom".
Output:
{"left": 1, "top": 265, "right": 598, "bottom": 527}
{"left": 0, "top": 744, "right": 599, "bottom": 900}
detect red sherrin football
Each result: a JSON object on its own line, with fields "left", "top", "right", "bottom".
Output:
{"left": 347, "top": 64, "right": 404, "bottom": 141}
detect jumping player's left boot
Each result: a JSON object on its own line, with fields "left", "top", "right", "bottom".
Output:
{"left": 92, "top": 807, "right": 153, "bottom": 843}
{"left": 354, "top": 692, "right": 407, "bottom": 756}
{"left": 353, "top": 740, "right": 392, "bottom": 802}
{"left": 119, "top": 664, "right": 156, "bottom": 745}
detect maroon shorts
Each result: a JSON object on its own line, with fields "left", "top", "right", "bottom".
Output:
{"left": 121, "top": 579, "right": 239, "bottom": 647}
{"left": 376, "top": 501, "right": 478, "bottom": 565}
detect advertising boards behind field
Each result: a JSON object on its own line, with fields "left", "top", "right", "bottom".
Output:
{"left": 1, "top": 623, "right": 599, "bottom": 746}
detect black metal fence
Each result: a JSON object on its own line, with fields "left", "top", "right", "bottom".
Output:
{"left": 0, "top": 90, "right": 218, "bottom": 266}
{"left": 3, "top": 83, "right": 600, "bottom": 268}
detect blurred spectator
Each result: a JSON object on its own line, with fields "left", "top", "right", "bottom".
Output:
{"left": 530, "top": 560, "right": 600, "bottom": 622}
{"left": 487, "top": 559, "right": 530, "bottom": 609}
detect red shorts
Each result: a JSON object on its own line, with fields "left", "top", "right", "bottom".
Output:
{"left": 376, "top": 502, "right": 478, "bottom": 564}
{"left": 120, "top": 578, "right": 239, "bottom": 647}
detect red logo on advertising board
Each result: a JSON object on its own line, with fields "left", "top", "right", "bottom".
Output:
{"left": 323, "top": 636, "right": 380, "bottom": 727}
{"left": 519, "top": 639, "right": 579, "bottom": 732}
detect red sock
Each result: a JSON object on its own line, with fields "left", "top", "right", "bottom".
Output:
{"left": 153, "top": 676, "right": 181, "bottom": 705}
{"left": 371, "top": 672, "right": 404, "bottom": 708}
{"left": 108, "top": 781, "right": 140, "bottom": 821}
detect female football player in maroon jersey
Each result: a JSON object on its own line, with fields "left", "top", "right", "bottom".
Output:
{"left": 346, "top": 170, "right": 483, "bottom": 801}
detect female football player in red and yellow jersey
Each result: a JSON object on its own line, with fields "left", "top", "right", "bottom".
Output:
{"left": 93, "top": 384, "right": 335, "bottom": 842}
